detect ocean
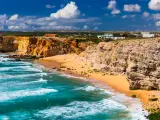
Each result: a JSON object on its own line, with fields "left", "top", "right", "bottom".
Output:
{"left": 0, "top": 55, "right": 148, "bottom": 120}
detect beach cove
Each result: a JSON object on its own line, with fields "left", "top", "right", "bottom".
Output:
{"left": 38, "top": 54, "right": 160, "bottom": 115}
{"left": 0, "top": 54, "right": 148, "bottom": 120}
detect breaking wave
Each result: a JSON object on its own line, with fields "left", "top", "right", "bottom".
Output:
{"left": 0, "top": 88, "right": 58, "bottom": 102}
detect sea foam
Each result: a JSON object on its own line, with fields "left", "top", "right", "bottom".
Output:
{"left": 0, "top": 88, "right": 58, "bottom": 102}
{"left": 35, "top": 99, "right": 128, "bottom": 119}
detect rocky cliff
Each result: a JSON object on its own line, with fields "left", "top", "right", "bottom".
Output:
{"left": 0, "top": 36, "right": 18, "bottom": 52}
{"left": 0, "top": 36, "right": 93, "bottom": 57}
{"left": 82, "top": 38, "right": 160, "bottom": 90}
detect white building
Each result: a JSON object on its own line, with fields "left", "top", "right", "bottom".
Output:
{"left": 141, "top": 32, "right": 155, "bottom": 38}
{"left": 97, "top": 33, "right": 125, "bottom": 40}
{"left": 97, "top": 34, "right": 113, "bottom": 39}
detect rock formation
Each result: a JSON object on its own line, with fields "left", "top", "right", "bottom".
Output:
{"left": 0, "top": 36, "right": 93, "bottom": 57}
{"left": 82, "top": 38, "right": 160, "bottom": 90}
{"left": 0, "top": 36, "right": 18, "bottom": 52}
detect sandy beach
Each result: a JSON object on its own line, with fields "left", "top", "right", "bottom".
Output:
{"left": 37, "top": 54, "right": 160, "bottom": 114}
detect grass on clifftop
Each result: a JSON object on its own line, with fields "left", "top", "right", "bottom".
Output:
{"left": 148, "top": 112, "right": 160, "bottom": 120}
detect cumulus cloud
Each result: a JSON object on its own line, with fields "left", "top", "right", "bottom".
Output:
{"left": 124, "top": 4, "right": 141, "bottom": 12}
{"left": 107, "top": 0, "right": 121, "bottom": 14}
{"left": 0, "top": 1, "right": 99, "bottom": 31}
{"left": 9, "top": 14, "right": 19, "bottom": 21}
{"left": 111, "top": 9, "right": 120, "bottom": 14}
{"left": 50, "top": 1, "right": 80, "bottom": 19}
{"left": 107, "top": 0, "right": 116, "bottom": 9}
{"left": 0, "top": 14, "right": 8, "bottom": 24}
{"left": 149, "top": 0, "right": 160, "bottom": 10}
{"left": 143, "top": 11, "right": 150, "bottom": 17}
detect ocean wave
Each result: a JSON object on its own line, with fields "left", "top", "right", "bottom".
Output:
{"left": 0, "top": 88, "right": 58, "bottom": 102}
{"left": 0, "top": 73, "right": 48, "bottom": 80}
{"left": 60, "top": 73, "right": 88, "bottom": 81}
{"left": 110, "top": 93, "right": 148, "bottom": 120}
{"left": 75, "top": 85, "right": 114, "bottom": 95}
{"left": 0, "top": 61, "right": 32, "bottom": 66}
{"left": 35, "top": 99, "right": 128, "bottom": 119}
{"left": 20, "top": 78, "right": 47, "bottom": 85}
{"left": 0, "top": 66, "right": 42, "bottom": 72}
{"left": 0, "top": 57, "right": 10, "bottom": 62}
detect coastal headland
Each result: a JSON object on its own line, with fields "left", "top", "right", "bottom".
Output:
{"left": 1, "top": 36, "right": 160, "bottom": 117}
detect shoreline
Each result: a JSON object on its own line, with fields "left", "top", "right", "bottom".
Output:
{"left": 35, "top": 54, "right": 160, "bottom": 115}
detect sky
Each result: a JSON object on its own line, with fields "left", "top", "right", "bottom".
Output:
{"left": 0, "top": 0, "right": 160, "bottom": 31}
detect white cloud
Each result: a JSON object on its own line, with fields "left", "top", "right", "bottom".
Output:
{"left": 122, "top": 14, "right": 136, "bottom": 19}
{"left": 8, "top": 24, "right": 28, "bottom": 30}
{"left": 0, "top": 14, "right": 8, "bottom": 24}
{"left": 122, "top": 15, "right": 127, "bottom": 18}
{"left": 9, "top": 14, "right": 19, "bottom": 21}
{"left": 111, "top": 9, "right": 120, "bottom": 14}
{"left": 50, "top": 1, "right": 80, "bottom": 19}
{"left": 107, "top": 0, "right": 120, "bottom": 14}
{"left": 107, "top": 0, "right": 116, "bottom": 9}
{"left": 149, "top": 0, "right": 160, "bottom": 10}
{"left": 46, "top": 4, "right": 56, "bottom": 9}
{"left": 143, "top": 11, "right": 150, "bottom": 17}
{"left": 0, "top": 26, "right": 4, "bottom": 30}
{"left": 152, "top": 13, "right": 160, "bottom": 20}
{"left": 124, "top": 4, "right": 141, "bottom": 12}
{"left": 155, "top": 21, "right": 160, "bottom": 26}
{"left": 0, "top": 1, "right": 100, "bottom": 31}
{"left": 83, "top": 25, "right": 88, "bottom": 30}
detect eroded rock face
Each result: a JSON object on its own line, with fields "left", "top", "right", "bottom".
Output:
{"left": 0, "top": 36, "right": 92, "bottom": 57}
{"left": 82, "top": 39, "right": 160, "bottom": 90}
{"left": 26, "top": 37, "right": 77, "bottom": 57}
{"left": 0, "top": 37, "right": 18, "bottom": 52}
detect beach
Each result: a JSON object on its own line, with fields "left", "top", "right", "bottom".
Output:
{"left": 0, "top": 54, "right": 149, "bottom": 120}
{"left": 37, "top": 54, "right": 160, "bottom": 114}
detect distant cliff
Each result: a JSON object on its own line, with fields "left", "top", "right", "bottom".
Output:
{"left": 0, "top": 36, "right": 93, "bottom": 57}
{"left": 81, "top": 38, "right": 160, "bottom": 90}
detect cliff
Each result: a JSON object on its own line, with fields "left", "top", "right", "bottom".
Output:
{"left": 0, "top": 36, "right": 93, "bottom": 57}
{"left": 0, "top": 36, "right": 18, "bottom": 52}
{"left": 81, "top": 38, "right": 160, "bottom": 90}
{"left": 2, "top": 36, "right": 160, "bottom": 90}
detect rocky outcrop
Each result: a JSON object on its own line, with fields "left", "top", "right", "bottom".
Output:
{"left": 0, "top": 36, "right": 18, "bottom": 52}
{"left": 82, "top": 38, "right": 160, "bottom": 90}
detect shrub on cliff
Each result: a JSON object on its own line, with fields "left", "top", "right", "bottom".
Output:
{"left": 148, "top": 112, "right": 160, "bottom": 120}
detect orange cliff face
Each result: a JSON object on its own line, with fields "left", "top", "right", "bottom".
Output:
{"left": 0, "top": 36, "right": 92, "bottom": 57}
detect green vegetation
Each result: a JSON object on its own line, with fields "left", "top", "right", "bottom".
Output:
{"left": 131, "top": 94, "right": 136, "bottom": 98}
{"left": 60, "top": 66, "right": 66, "bottom": 68}
{"left": 148, "top": 112, "right": 160, "bottom": 120}
{"left": 129, "top": 87, "right": 138, "bottom": 90}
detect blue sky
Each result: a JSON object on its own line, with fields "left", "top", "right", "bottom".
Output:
{"left": 0, "top": 0, "right": 160, "bottom": 31}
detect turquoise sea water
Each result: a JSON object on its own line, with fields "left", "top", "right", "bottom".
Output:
{"left": 0, "top": 55, "right": 148, "bottom": 120}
